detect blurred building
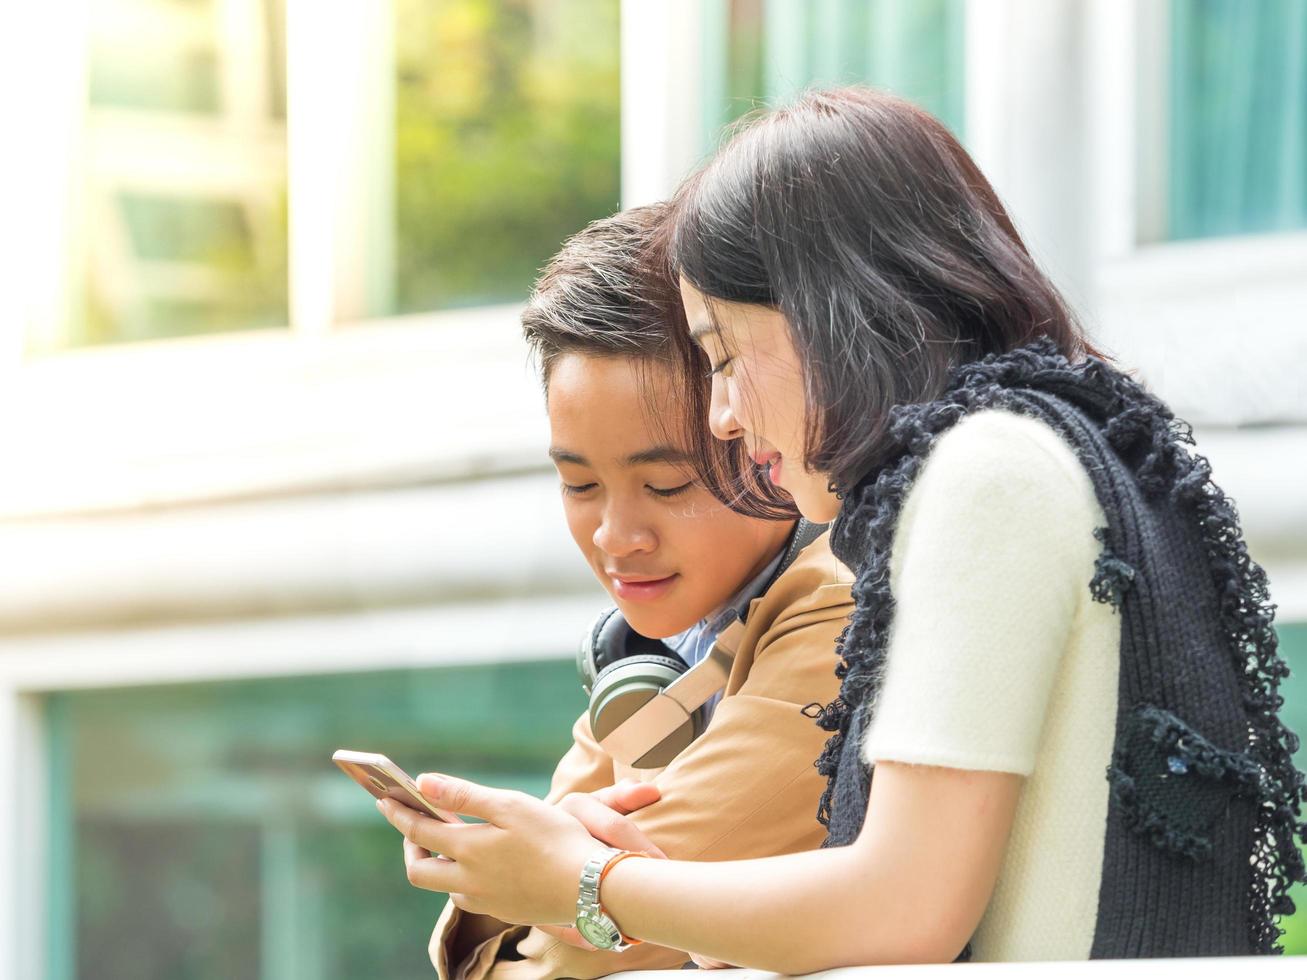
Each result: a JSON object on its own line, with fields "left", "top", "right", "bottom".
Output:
{"left": 0, "top": 1, "right": 1303, "bottom": 977}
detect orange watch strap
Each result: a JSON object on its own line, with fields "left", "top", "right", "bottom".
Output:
{"left": 598, "top": 850, "right": 649, "bottom": 946}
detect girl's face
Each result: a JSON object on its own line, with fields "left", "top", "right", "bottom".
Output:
{"left": 547, "top": 352, "right": 793, "bottom": 639}
{"left": 680, "top": 277, "right": 843, "bottom": 523}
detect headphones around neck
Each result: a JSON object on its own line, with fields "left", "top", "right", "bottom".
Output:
{"left": 575, "top": 518, "right": 827, "bottom": 770}
{"left": 577, "top": 608, "right": 704, "bottom": 769}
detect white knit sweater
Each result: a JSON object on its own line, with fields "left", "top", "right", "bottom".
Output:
{"left": 861, "top": 409, "right": 1121, "bottom": 961}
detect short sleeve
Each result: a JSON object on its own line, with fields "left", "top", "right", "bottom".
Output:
{"left": 861, "top": 410, "right": 1104, "bottom": 775}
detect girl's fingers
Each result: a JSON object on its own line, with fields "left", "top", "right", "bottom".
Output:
{"left": 535, "top": 923, "right": 597, "bottom": 951}
{"left": 557, "top": 794, "right": 667, "bottom": 859}
{"left": 591, "top": 779, "right": 661, "bottom": 815}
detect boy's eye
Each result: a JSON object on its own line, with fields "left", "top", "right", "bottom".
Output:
{"left": 649, "top": 482, "right": 693, "bottom": 499}
{"left": 561, "top": 482, "right": 597, "bottom": 496}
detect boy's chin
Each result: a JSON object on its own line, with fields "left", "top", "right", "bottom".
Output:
{"left": 616, "top": 604, "right": 700, "bottom": 641}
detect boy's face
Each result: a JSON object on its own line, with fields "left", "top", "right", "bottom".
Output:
{"left": 547, "top": 353, "right": 794, "bottom": 639}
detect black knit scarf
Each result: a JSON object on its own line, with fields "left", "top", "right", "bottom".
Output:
{"left": 814, "top": 339, "right": 1306, "bottom": 956}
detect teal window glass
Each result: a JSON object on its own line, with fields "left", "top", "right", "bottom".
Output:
{"left": 700, "top": 0, "right": 966, "bottom": 151}
{"left": 46, "top": 662, "right": 585, "bottom": 980}
{"left": 393, "top": 0, "right": 621, "bottom": 314}
{"left": 1168, "top": 0, "right": 1307, "bottom": 240}
{"left": 1278, "top": 622, "right": 1307, "bottom": 954}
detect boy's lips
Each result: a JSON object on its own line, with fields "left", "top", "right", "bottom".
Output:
{"left": 609, "top": 572, "right": 680, "bottom": 602}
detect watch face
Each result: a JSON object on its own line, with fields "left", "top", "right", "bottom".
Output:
{"left": 577, "top": 914, "right": 619, "bottom": 950}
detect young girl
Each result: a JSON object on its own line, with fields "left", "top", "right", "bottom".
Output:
{"left": 380, "top": 87, "right": 1306, "bottom": 968}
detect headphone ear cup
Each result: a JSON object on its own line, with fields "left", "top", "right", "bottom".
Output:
{"left": 577, "top": 607, "right": 626, "bottom": 696}
{"left": 589, "top": 654, "right": 701, "bottom": 769}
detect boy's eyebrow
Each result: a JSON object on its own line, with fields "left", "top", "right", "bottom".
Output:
{"left": 625, "top": 446, "right": 692, "bottom": 466}
{"left": 548, "top": 448, "right": 587, "bottom": 466}
{"left": 548, "top": 446, "right": 691, "bottom": 468}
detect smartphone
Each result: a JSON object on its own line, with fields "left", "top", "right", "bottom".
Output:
{"left": 332, "top": 749, "right": 459, "bottom": 823}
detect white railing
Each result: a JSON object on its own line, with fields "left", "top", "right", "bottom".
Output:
{"left": 615, "top": 955, "right": 1302, "bottom": 979}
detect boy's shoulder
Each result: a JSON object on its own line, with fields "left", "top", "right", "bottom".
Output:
{"left": 753, "top": 529, "right": 854, "bottom": 623}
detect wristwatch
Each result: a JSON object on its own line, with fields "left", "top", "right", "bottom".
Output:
{"left": 574, "top": 847, "right": 634, "bottom": 952}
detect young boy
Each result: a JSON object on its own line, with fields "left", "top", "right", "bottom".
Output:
{"left": 428, "top": 205, "right": 853, "bottom": 980}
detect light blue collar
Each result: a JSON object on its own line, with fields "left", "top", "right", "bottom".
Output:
{"left": 665, "top": 546, "right": 786, "bottom": 669}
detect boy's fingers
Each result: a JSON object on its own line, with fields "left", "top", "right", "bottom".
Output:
{"left": 417, "top": 773, "right": 520, "bottom": 824}
{"left": 403, "top": 836, "right": 431, "bottom": 863}
{"left": 378, "top": 799, "right": 466, "bottom": 856}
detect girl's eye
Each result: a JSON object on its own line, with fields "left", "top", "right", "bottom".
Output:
{"left": 649, "top": 482, "right": 693, "bottom": 499}
{"left": 561, "top": 482, "right": 597, "bottom": 497}
{"left": 705, "top": 358, "right": 735, "bottom": 379}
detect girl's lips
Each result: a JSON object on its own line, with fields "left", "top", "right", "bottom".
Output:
{"left": 749, "top": 448, "right": 784, "bottom": 484}
{"left": 611, "top": 574, "right": 679, "bottom": 602}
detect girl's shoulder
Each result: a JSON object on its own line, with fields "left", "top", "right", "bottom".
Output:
{"left": 916, "top": 408, "right": 1093, "bottom": 502}
{"left": 892, "top": 408, "right": 1105, "bottom": 573}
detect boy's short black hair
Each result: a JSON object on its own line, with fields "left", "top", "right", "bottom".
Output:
{"left": 524, "top": 205, "right": 797, "bottom": 520}
{"left": 522, "top": 204, "right": 677, "bottom": 388}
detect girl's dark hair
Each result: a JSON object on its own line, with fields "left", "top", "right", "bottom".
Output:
{"left": 523, "top": 205, "right": 797, "bottom": 519}
{"left": 669, "top": 86, "right": 1098, "bottom": 496}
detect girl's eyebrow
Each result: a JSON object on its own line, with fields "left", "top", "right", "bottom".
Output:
{"left": 689, "top": 322, "right": 720, "bottom": 341}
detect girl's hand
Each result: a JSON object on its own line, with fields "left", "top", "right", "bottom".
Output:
{"left": 535, "top": 780, "right": 666, "bottom": 949}
{"left": 377, "top": 774, "right": 613, "bottom": 926}
{"left": 555, "top": 779, "right": 667, "bottom": 858}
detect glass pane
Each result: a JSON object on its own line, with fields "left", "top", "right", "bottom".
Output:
{"left": 50, "top": 662, "right": 585, "bottom": 979}
{"left": 392, "top": 0, "right": 621, "bottom": 315}
{"left": 1277, "top": 623, "right": 1307, "bottom": 954}
{"left": 58, "top": 0, "right": 289, "bottom": 350}
{"left": 702, "top": 0, "right": 966, "bottom": 151}
{"left": 1167, "top": 0, "right": 1307, "bottom": 241}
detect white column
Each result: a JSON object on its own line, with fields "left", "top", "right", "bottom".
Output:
{"left": 964, "top": 0, "right": 1095, "bottom": 316}
{"left": 287, "top": 0, "right": 395, "bottom": 333}
{"left": 0, "top": 687, "right": 51, "bottom": 980}
{"left": 620, "top": 0, "right": 707, "bottom": 208}
{"left": 1086, "top": 0, "right": 1141, "bottom": 261}
{"left": 0, "top": 0, "right": 89, "bottom": 365}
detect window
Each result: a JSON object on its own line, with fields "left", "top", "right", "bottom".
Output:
{"left": 64, "top": 0, "right": 289, "bottom": 351}
{"left": 48, "top": 662, "right": 585, "bottom": 979}
{"left": 1160, "top": 0, "right": 1307, "bottom": 241}
{"left": 1278, "top": 623, "right": 1307, "bottom": 953}
{"left": 700, "top": 0, "right": 966, "bottom": 150}
{"left": 45, "top": 0, "right": 622, "bottom": 350}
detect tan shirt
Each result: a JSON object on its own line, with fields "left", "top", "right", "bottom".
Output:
{"left": 433, "top": 533, "right": 854, "bottom": 980}
{"left": 863, "top": 410, "right": 1119, "bottom": 961}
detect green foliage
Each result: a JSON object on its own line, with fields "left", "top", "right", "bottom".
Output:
{"left": 394, "top": 0, "right": 621, "bottom": 312}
